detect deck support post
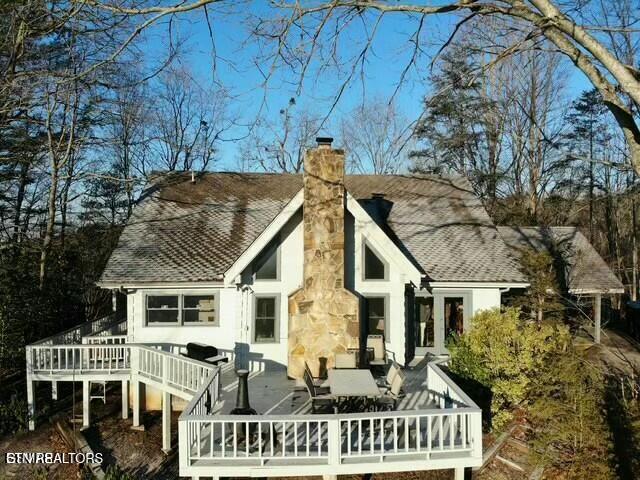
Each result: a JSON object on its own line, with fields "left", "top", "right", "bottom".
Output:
{"left": 26, "top": 346, "right": 35, "bottom": 431}
{"left": 454, "top": 467, "right": 465, "bottom": 480}
{"left": 27, "top": 378, "right": 35, "bottom": 431}
{"left": 162, "top": 390, "right": 171, "bottom": 453}
{"left": 594, "top": 293, "right": 602, "bottom": 344}
{"left": 51, "top": 381, "right": 58, "bottom": 400}
{"left": 121, "top": 380, "right": 128, "bottom": 419}
{"left": 82, "top": 380, "right": 90, "bottom": 430}
{"left": 131, "top": 378, "right": 142, "bottom": 429}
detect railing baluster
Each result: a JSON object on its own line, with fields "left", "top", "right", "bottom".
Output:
{"left": 450, "top": 413, "right": 454, "bottom": 450}
{"left": 405, "top": 417, "right": 409, "bottom": 452}
{"left": 393, "top": 417, "right": 398, "bottom": 453}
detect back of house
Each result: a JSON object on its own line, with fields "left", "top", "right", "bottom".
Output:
{"left": 99, "top": 138, "right": 530, "bottom": 400}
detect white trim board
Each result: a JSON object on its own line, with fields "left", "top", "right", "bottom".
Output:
{"left": 425, "top": 282, "right": 530, "bottom": 289}
{"left": 97, "top": 282, "right": 226, "bottom": 290}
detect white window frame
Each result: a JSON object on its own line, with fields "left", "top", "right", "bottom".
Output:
{"left": 145, "top": 292, "right": 220, "bottom": 327}
{"left": 362, "top": 240, "right": 388, "bottom": 282}
{"left": 253, "top": 294, "right": 280, "bottom": 344}
{"left": 363, "top": 294, "right": 390, "bottom": 341}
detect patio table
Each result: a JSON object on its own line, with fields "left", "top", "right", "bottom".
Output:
{"left": 328, "top": 369, "right": 381, "bottom": 403}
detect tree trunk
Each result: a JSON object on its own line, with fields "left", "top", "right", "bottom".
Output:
{"left": 40, "top": 159, "right": 59, "bottom": 289}
{"left": 632, "top": 192, "right": 638, "bottom": 301}
{"left": 12, "top": 160, "right": 29, "bottom": 245}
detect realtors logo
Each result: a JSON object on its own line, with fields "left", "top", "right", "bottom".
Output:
{"left": 5, "top": 452, "right": 103, "bottom": 464}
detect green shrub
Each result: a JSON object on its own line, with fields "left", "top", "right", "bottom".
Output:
{"left": 448, "top": 307, "right": 569, "bottom": 430}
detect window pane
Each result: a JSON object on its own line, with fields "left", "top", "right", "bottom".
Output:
{"left": 255, "top": 243, "right": 278, "bottom": 280}
{"left": 367, "top": 297, "right": 386, "bottom": 336}
{"left": 256, "top": 297, "right": 275, "bottom": 318}
{"left": 364, "top": 245, "right": 385, "bottom": 280}
{"left": 255, "top": 318, "right": 276, "bottom": 341}
{"left": 415, "top": 297, "right": 434, "bottom": 348}
{"left": 255, "top": 297, "right": 276, "bottom": 342}
{"left": 148, "top": 309, "right": 178, "bottom": 323}
{"left": 184, "top": 295, "right": 215, "bottom": 310}
{"left": 184, "top": 310, "right": 217, "bottom": 323}
{"left": 147, "top": 295, "right": 178, "bottom": 309}
{"left": 445, "top": 297, "right": 464, "bottom": 338}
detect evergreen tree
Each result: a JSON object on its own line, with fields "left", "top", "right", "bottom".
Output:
{"left": 412, "top": 43, "right": 500, "bottom": 204}
{"left": 565, "top": 89, "right": 612, "bottom": 242}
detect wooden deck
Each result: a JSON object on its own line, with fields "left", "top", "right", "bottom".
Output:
{"left": 214, "top": 358, "right": 437, "bottom": 415}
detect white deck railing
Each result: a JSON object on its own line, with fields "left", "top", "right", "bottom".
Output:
{"left": 27, "top": 320, "right": 482, "bottom": 478}
{"left": 28, "top": 344, "right": 130, "bottom": 375}
{"left": 178, "top": 360, "right": 482, "bottom": 477}
{"left": 27, "top": 343, "right": 216, "bottom": 400}
{"left": 31, "top": 313, "right": 125, "bottom": 346}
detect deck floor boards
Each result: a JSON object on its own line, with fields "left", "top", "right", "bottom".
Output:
{"left": 215, "top": 357, "right": 437, "bottom": 415}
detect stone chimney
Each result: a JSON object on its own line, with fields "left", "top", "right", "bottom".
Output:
{"left": 287, "top": 138, "right": 360, "bottom": 379}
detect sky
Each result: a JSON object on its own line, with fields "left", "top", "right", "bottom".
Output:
{"left": 137, "top": 3, "right": 593, "bottom": 171}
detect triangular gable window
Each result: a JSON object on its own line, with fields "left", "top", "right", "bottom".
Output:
{"left": 254, "top": 240, "right": 279, "bottom": 280}
{"left": 364, "top": 243, "right": 386, "bottom": 280}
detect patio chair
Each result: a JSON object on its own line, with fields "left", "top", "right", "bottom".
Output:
{"left": 377, "top": 361, "right": 400, "bottom": 393}
{"left": 366, "top": 335, "right": 387, "bottom": 367}
{"left": 305, "top": 361, "right": 329, "bottom": 394}
{"left": 376, "top": 371, "right": 405, "bottom": 411}
{"left": 303, "top": 368, "right": 336, "bottom": 413}
{"left": 335, "top": 352, "right": 357, "bottom": 369}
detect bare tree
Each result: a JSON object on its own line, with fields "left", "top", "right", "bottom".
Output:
{"left": 237, "top": 99, "right": 321, "bottom": 173}
{"left": 150, "top": 66, "right": 233, "bottom": 172}
{"left": 106, "top": 72, "right": 151, "bottom": 216}
{"left": 251, "top": 1, "right": 640, "bottom": 176}
{"left": 340, "top": 99, "right": 413, "bottom": 174}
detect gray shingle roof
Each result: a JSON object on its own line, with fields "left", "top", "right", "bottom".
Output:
{"left": 497, "top": 226, "right": 624, "bottom": 294}
{"left": 100, "top": 172, "right": 528, "bottom": 284}
{"left": 100, "top": 173, "right": 302, "bottom": 284}
{"left": 345, "top": 175, "right": 527, "bottom": 283}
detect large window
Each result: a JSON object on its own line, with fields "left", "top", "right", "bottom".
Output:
{"left": 146, "top": 293, "right": 219, "bottom": 326}
{"left": 363, "top": 243, "right": 386, "bottom": 280}
{"left": 254, "top": 295, "right": 279, "bottom": 343}
{"left": 254, "top": 240, "right": 279, "bottom": 280}
{"left": 365, "top": 296, "right": 388, "bottom": 339}
{"left": 146, "top": 295, "right": 179, "bottom": 324}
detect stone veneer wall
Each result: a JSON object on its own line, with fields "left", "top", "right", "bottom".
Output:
{"left": 287, "top": 146, "right": 360, "bottom": 379}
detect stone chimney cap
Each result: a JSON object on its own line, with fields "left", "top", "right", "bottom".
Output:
{"left": 315, "top": 137, "right": 334, "bottom": 148}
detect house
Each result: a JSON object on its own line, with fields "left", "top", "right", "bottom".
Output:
{"left": 25, "top": 138, "right": 623, "bottom": 479}
{"left": 98, "top": 138, "right": 528, "bottom": 378}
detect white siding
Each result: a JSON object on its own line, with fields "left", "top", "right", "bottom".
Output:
{"left": 471, "top": 288, "right": 502, "bottom": 315}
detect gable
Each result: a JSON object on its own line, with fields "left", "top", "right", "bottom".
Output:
{"left": 99, "top": 173, "right": 302, "bottom": 286}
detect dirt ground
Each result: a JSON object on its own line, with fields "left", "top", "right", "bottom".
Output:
{"left": 0, "top": 423, "right": 83, "bottom": 479}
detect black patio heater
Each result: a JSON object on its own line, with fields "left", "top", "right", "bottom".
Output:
{"left": 229, "top": 369, "right": 257, "bottom": 415}
{"left": 229, "top": 369, "right": 258, "bottom": 444}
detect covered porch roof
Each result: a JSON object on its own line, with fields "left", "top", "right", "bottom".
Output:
{"left": 498, "top": 226, "right": 625, "bottom": 295}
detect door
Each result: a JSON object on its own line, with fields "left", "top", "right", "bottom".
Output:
{"left": 414, "top": 296, "right": 439, "bottom": 355}
{"left": 437, "top": 292, "right": 470, "bottom": 353}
